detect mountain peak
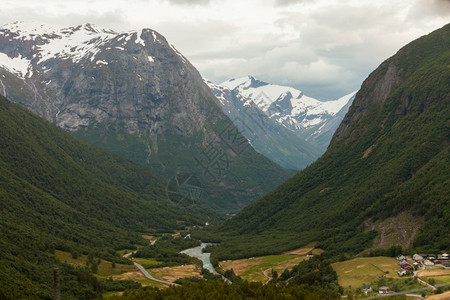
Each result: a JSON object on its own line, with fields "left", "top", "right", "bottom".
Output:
{"left": 73, "top": 23, "right": 117, "bottom": 35}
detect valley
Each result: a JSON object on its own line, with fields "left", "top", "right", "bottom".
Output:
{"left": 0, "top": 9, "right": 448, "bottom": 300}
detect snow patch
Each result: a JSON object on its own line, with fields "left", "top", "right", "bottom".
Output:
{"left": 0, "top": 53, "right": 31, "bottom": 78}
{"left": 135, "top": 30, "right": 146, "bottom": 47}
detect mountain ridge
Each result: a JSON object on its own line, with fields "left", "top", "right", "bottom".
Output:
{"left": 198, "top": 23, "right": 450, "bottom": 260}
{"left": 0, "top": 21, "right": 294, "bottom": 212}
{"left": 206, "top": 76, "right": 356, "bottom": 169}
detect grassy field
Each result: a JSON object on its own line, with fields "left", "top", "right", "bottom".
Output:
{"left": 111, "top": 270, "right": 167, "bottom": 288}
{"left": 133, "top": 258, "right": 160, "bottom": 267}
{"left": 419, "top": 269, "right": 450, "bottom": 284}
{"left": 220, "top": 254, "right": 308, "bottom": 282}
{"left": 51, "top": 250, "right": 136, "bottom": 278}
{"left": 52, "top": 250, "right": 88, "bottom": 266}
{"left": 283, "top": 243, "right": 316, "bottom": 255}
{"left": 331, "top": 256, "right": 400, "bottom": 289}
{"left": 425, "top": 291, "right": 450, "bottom": 300}
{"left": 147, "top": 264, "right": 203, "bottom": 283}
{"left": 219, "top": 245, "right": 321, "bottom": 282}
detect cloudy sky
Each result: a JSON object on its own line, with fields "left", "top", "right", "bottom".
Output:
{"left": 1, "top": 0, "right": 449, "bottom": 100}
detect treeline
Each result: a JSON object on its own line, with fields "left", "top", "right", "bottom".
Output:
{"left": 113, "top": 281, "right": 341, "bottom": 300}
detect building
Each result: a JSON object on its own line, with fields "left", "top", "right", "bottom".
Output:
{"left": 379, "top": 286, "right": 390, "bottom": 294}
{"left": 397, "top": 255, "right": 406, "bottom": 261}
{"left": 398, "top": 269, "right": 407, "bottom": 276}
{"left": 362, "top": 285, "right": 372, "bottom": 295}
{"left": 413, "top": 254, "right": 423, "bottom": 261}
{"left": 400, "top": 263, "right": 412, "bottom": 270}
{"left": 424, "top": 259, "right": 434, "bottom": 266}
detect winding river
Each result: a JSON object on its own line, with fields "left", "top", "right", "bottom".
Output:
{"left": 180, "top": 242, "right": 218, "bottom": 274}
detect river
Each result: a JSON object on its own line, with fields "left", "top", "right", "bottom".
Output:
{"left": 180, "top": 242, "right": 218, "bottom": 275}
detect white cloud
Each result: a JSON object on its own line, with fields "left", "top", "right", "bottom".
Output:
{"left": 1, "top": 0, "right": 449, "bottom": 99}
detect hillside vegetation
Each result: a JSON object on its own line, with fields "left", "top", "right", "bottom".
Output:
{"left": 0, "top": 95, "right": 218, "bottom": 298}
{"left": 197, "top": 23, "right": 450, "bottom": 260}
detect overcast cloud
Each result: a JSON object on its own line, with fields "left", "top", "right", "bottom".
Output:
{"left": 0, "top": 0, "right": 448, "bottom": 99}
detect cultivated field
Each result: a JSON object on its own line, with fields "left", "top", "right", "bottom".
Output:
{"left": 418, "top": 268, "right": 450, "bottom": 284}
{"left": 331, "top": 256, "right": 400, "bottom": 289}
{"left": 219, "top": 245, "right": 320, "bottom": 282}
{"left": 425, "top": 291, "right": 450, "bottom": 300}
{"left": 112, "top": 270, "right": 167, "bottom": 288}
{"left": 147, "top": 264, "right": 203, "bottom": 282}
{"left": 51, "top": 250, "right": 136, "bottom": 277}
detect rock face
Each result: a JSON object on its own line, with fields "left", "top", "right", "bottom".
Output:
{"left": 206, "top": 76, "right": 356, "bottom": 169}
{"left": 0, "top": 22, "right": 214, "bottom": 134}
{"left": 0, "top": 21, "right": 294, "bottom": 213}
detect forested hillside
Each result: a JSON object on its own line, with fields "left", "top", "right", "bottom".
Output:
{"left": 198, "top": 23, "right": 450, "bottom": 260}
{"left": 0, "top": 95, "right": 218, "bottom": 298}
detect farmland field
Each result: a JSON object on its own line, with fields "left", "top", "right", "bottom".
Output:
{"left": 331, "top": 256, "right": 400, "bottom": 289}
{"left": 147, "top": 264, "right": 203, "bottom": 282}
{"left": 219, "top": 246, "right": 314, "bottom": 282}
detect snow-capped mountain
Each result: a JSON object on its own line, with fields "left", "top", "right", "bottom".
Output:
{"left": 0, "top": 21, "right": 293, "bottom": 212}
{"left": 209, "top": 76, "right": 356, "bottom": 151}
{"left": 0, "top": 21, "right": 186, "bottom": 80}
{"left": 206, "top": 78, "right": 321, "bottom": 170}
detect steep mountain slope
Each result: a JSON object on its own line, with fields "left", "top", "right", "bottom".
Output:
{"left": 0, "top": 21, "right": 294, "bottom": 213}
{"left": 202, "top": 23, "right": 450, "bottom": 259}
{"left": 0, "top": 94, "right": 218, "bottom": 298}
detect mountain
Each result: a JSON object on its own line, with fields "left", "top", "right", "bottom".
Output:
{"left": 0, "top": 94, "right": 221, "bottom": 298}
{"left": 0, "top": 21, "right": 294, "bottom": 213}
{"left": 199, "top": 23, "right": 450, "bottom": 260}
{"left": 207, "top": 76, "right": 356, "bottom": 169}
{"left": 206, "top": 79, "right": 320, "bottom": 170}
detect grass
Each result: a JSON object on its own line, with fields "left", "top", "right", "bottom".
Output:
{"left": 147, "top": 264, "right": 203, "bottom": 283}
{"left": 133, "top": 258, "right": 160, "bottom": 265}
{"left": 51, "top": 250, "right": 135, "bottom": 277}
{"left": 142, "top": 235, "right": 155, "bottom": 241}
{"left": 425, "top": 291, "right": 450, "bottom": 300}
{"left": 283, "top": 243, "right": 316, "bottom": 255}
{"left": 96, "top": 260, "right": 135, "bottom": 277}
{"left": 52, "top": 250, "right": 88, "bottom": 266}
{"left": 331, "top": 256, "right": 400, "bottom": 289}
{"left": 220, "top": 254, "right": 308, "bottom": 282}
{"left": 112, "top": 270, "right": 167, "bottom": 289}
{"left": 422, "top": 276, "right": 450, "bottom": 284}
{"left": 419, "top": 269, "right": 450, "bottom": 284}
{"left": 117, "top": 249, "right": 136, "bottom": 256}
{"left": 102, "top": 291, "right": 124, "bottom": 298}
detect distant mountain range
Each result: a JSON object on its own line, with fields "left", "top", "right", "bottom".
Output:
{"left": 207, "top": 76, "right": 356, "bottom": 169}
{"left": 203, "top": 23, "right": 450, "bottom": 260}
{"left": 0, "top": 21, "right": 294, "bottom": 212}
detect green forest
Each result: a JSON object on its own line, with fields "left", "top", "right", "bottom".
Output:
{"left": 0, "top": 95, "right": 219, "bottom": 298}
{"left": 193, "top": 23, "right": 450, "bottom": 260}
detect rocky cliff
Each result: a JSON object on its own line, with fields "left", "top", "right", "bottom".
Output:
{"left": 0, "top": 21, "right": 294, "bottom": 212}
